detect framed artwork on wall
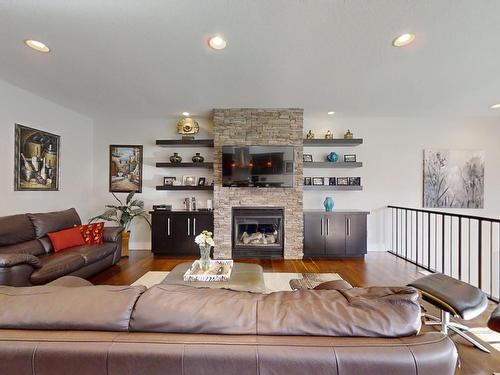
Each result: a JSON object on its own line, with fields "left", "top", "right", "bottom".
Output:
{"left": 109, "top": 145, "right": 143, "bottom": 193}
{"left": 14, "top": 123, "right": 60, "bottom": 191}
{"left": 423, "top": 149, "right": 484, "bottom": 208}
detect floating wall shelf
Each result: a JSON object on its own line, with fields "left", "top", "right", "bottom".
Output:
{"left": 156, "top": 139, "right": 214, "bottom": 147}
{"left": 303, "top": 139, "right": 363, "bottom": 147}
{"left": 156, "top": 185, "right": 214, "bottom": 191}
{"left": 156, "top": 162, "right": 213, "bottom": 169}
{"left": 303, "top": 162, "right": 363, "bottom": 168}
{"left": 303, "top": 185, "right": 363, "bottom": 191}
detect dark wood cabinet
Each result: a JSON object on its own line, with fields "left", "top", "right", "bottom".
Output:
{"left": 151, "top": 211, "right": 214, "bottom": 255}
{"left": 304, "top": 211, "right": 368, "bottom": 258}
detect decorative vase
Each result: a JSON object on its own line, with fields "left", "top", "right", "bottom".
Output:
{"left": 325, "top": 130, "right": 334, "bottom": 139}
{"left": 344, "top": 129, "right": 354, "bottom": 139}
{"left": 169, "top": 152, "right": 182, "bottom": 163}
{"left": 121, "top": 230, "right": 130, "bottom": 257}
{"left": 192, "top": 153, "right": 205, "bottom": 163}
{"left": 199, "top": 244, "right": 212, "bottom": 271}
{"left": 323, "top": 197, "right": 334, "bottom": 212}
{"left": 326, "top": 152, "right": 339, "bottom": 162}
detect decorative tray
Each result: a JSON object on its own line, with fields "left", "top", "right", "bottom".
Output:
{"left": 183, "top": 260, "right": 234, "bottom": 282}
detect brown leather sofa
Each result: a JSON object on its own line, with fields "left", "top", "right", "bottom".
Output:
{"left": 0, "top": 277, "right": 458, "bottom": 374}
{"left": 0, "top": 209, "right": 122, "bottom": 286}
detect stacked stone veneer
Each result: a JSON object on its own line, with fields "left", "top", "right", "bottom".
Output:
{"left": 213, "top": 108, "right": 304, "bottom": 259}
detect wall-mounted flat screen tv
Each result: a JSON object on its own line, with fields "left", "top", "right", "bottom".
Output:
{"left": 222, "top": 145, "right": 295, "bottom": 188}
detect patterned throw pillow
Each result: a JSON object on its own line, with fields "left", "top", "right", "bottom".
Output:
{"left": 78, "top": 223, "right": 105, "bottom": 245}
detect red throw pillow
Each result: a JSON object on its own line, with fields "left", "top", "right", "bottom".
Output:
{"left": 48, "top": 227, "right": 86, "bottom": 252}
{"left": 78, "top": 223, "right": 105, "bottom": 245}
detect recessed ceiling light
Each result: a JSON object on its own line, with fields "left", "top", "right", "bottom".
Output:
{"left": 24, "top": 39, "right": 50, "bottom": 52}
{"left": 392, "top": 33, "right": 416, "bottom": 47}
{"left": 327, "top": 111, "right": 335, "bottom": 115}
{"left": 490, "top": 103, "right": 500, "bottom": 110}
{"left": 182, "top": 112, "right": 190, "bottom": 116}
{"left": 208, "top": 35, "right": 227, "bottom": 50}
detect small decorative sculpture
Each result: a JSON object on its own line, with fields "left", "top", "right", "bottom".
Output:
{"left": 325, "top": 130, "right": 333, "bottom": 139}
{"left": 326, "top": 152, "right": 339, "bottom": 162}
{"left": 344, "top": 129, "right": 354, "bottom": 139}
{"left": 306, "top": 130, "right": 315, "bottom": 139}
{"left": 177, "top": 117, "right": 199, "bottom": 139}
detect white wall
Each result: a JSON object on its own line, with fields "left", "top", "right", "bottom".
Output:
{"left": 91, "top": 117, "right": 214, "bottom": 249}
{"left": 0, "top": 79, "right": 94, "bottom": 220}
{"left": 302, "top": 115, "right": 500, "bottom": 251}
{"left": 92, "top": 114, "right": 500, "bottom": 252}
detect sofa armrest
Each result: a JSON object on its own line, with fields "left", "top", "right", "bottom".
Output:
{"left": 103, "top": 227, "right": 124, "bottom": 243}
{"left": 0, "top": 254, "right": 42, "bottom": 269}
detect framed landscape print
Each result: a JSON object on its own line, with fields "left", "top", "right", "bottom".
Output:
{"left": 109, "top": 145, "right": 143, "bottom": 193}
{"left": 14, "top": 124, "right": 60, "bottom": 191}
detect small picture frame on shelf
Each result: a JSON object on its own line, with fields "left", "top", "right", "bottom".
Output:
{"left": 344, "top": 154, "right": 357, "bottom": 162}
{"left": 198, "top": 177, "right": 206, "bottom": 186}
{"left": 163, "top": 177, "right": 176, "bottom": 186}
{"left": 348, "top": 177, "right": 361, "bottom": 186}
{"left": 336, "top": 177, "right": 349, "bottom": 186}
{"left": 312, "top": 177, "right": 324, "bottom": 186}
{"left": 328, "top": 177, "right": 336, "bottom": 186}
{"left": 303, "top": 154, "right": 313, "bottom": 162}
{"left": 182, "top": 175, "right": 197, "bottom": 186}
{"left": 304, "top": 177, "right": 312, "bottom": 185}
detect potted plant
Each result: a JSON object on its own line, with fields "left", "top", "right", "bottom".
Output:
{"left": 194, "top": 230, "right": 214, "bottom": 270}
{"left": 90, "top": 192, "right": 150, "bottom": 257}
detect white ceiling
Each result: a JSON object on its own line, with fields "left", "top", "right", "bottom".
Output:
{"left": 1, "top": 0, "right": 500, "bottom": 118}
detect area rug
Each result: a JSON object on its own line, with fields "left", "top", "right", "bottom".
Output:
{"left": 132, "top": 271, "right": 342, "bottom": 293}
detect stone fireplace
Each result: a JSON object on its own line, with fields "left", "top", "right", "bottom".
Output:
{"left": 213, "top": 108, "right": 304, "bottom": 259}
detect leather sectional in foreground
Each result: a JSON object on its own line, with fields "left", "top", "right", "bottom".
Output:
{"left": 0, "top": 276, "right": 458, "bottom": 375}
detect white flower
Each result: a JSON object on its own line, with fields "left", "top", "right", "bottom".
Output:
{"left": 194, "top": 230, "right": 214, "bottom": 247}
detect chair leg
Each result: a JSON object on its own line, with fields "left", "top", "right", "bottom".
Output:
{"left": 448, "top": 325, "right": 491, "bottom": 353}
{"left": 422, "top": 311, "right": 491, "bottom": 353}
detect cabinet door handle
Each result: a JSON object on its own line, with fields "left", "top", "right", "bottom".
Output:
{"left": 327, "top": 218, "right": 330, "bottom": 236}
{"left": 187, "top": 218, "right": 191, "bottom": 236}
{"left": 347, "top": 218, "right": 351, "bottom": 236}
{"left": 167, "top": 218, "right": 171, "bottom": 236}
{"left": 320, "top": 218, "right": 324, "bottom": 236}
{"left": 193, "top": 218, "right": 196, "bottom": 236}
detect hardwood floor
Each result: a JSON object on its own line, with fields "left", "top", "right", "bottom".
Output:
{"left": 90, "top": 251, "right": 500, "bottom": 375}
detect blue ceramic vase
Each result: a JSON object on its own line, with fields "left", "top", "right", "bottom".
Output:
{"left": 324, "top": 197, "right": 334, "bottom": 212}
{"left": 326, "top": 152, "right": 339, "bottom": 162}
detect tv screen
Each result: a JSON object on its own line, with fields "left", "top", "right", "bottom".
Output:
{"left": 222, "top": 146, "right": 295, "bottom": 188}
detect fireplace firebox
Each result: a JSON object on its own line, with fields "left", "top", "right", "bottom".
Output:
{"left": 232, "top": 207, "right": 284, "bottom": 259}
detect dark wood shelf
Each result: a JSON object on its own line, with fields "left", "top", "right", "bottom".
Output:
{"left": 303, "top": 162, "right": 363, "bottom": 168}
{"left": 303, "top": 185, "right": 363, "bottom": 191}
{"left": 156, "top": 139, "right": 214, "bottom": 147}
{"left": 156, "top": 162, "right": 213, "bottom": 168}
{"left": 156, "top": 185, "right": 214, "bottom": 191}
{"left": 303, "top": 138, "right": 363, "bottom": 147}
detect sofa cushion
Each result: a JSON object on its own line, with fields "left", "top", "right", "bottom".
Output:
{"left": 79, "top": 223, "right": 105, "bottom": 245}
{"left": 28, "top": 208, "right": 81, "bottom": 238}
{"left": 48, "top": 227, "right": 86, "bottom": 252}
{"left": 0, "top": 214, "right": 35, "bottom": 246}
{"left": 46, "top": 276, "right": 94, "bottom": 287}
{"left": 30, "top": 253, "right": 86, "bottom": 285}
{"left": 0, "top": 284, "right": 146, "bottom": 331}
{"left": 0, "top": 239, "right": 46, "bottom": 256}
{"left": 65, "top": 243, "right": 116, "bottom": 265}
{"left": 130, "top": 284, "right": 422, "bottom": 338}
